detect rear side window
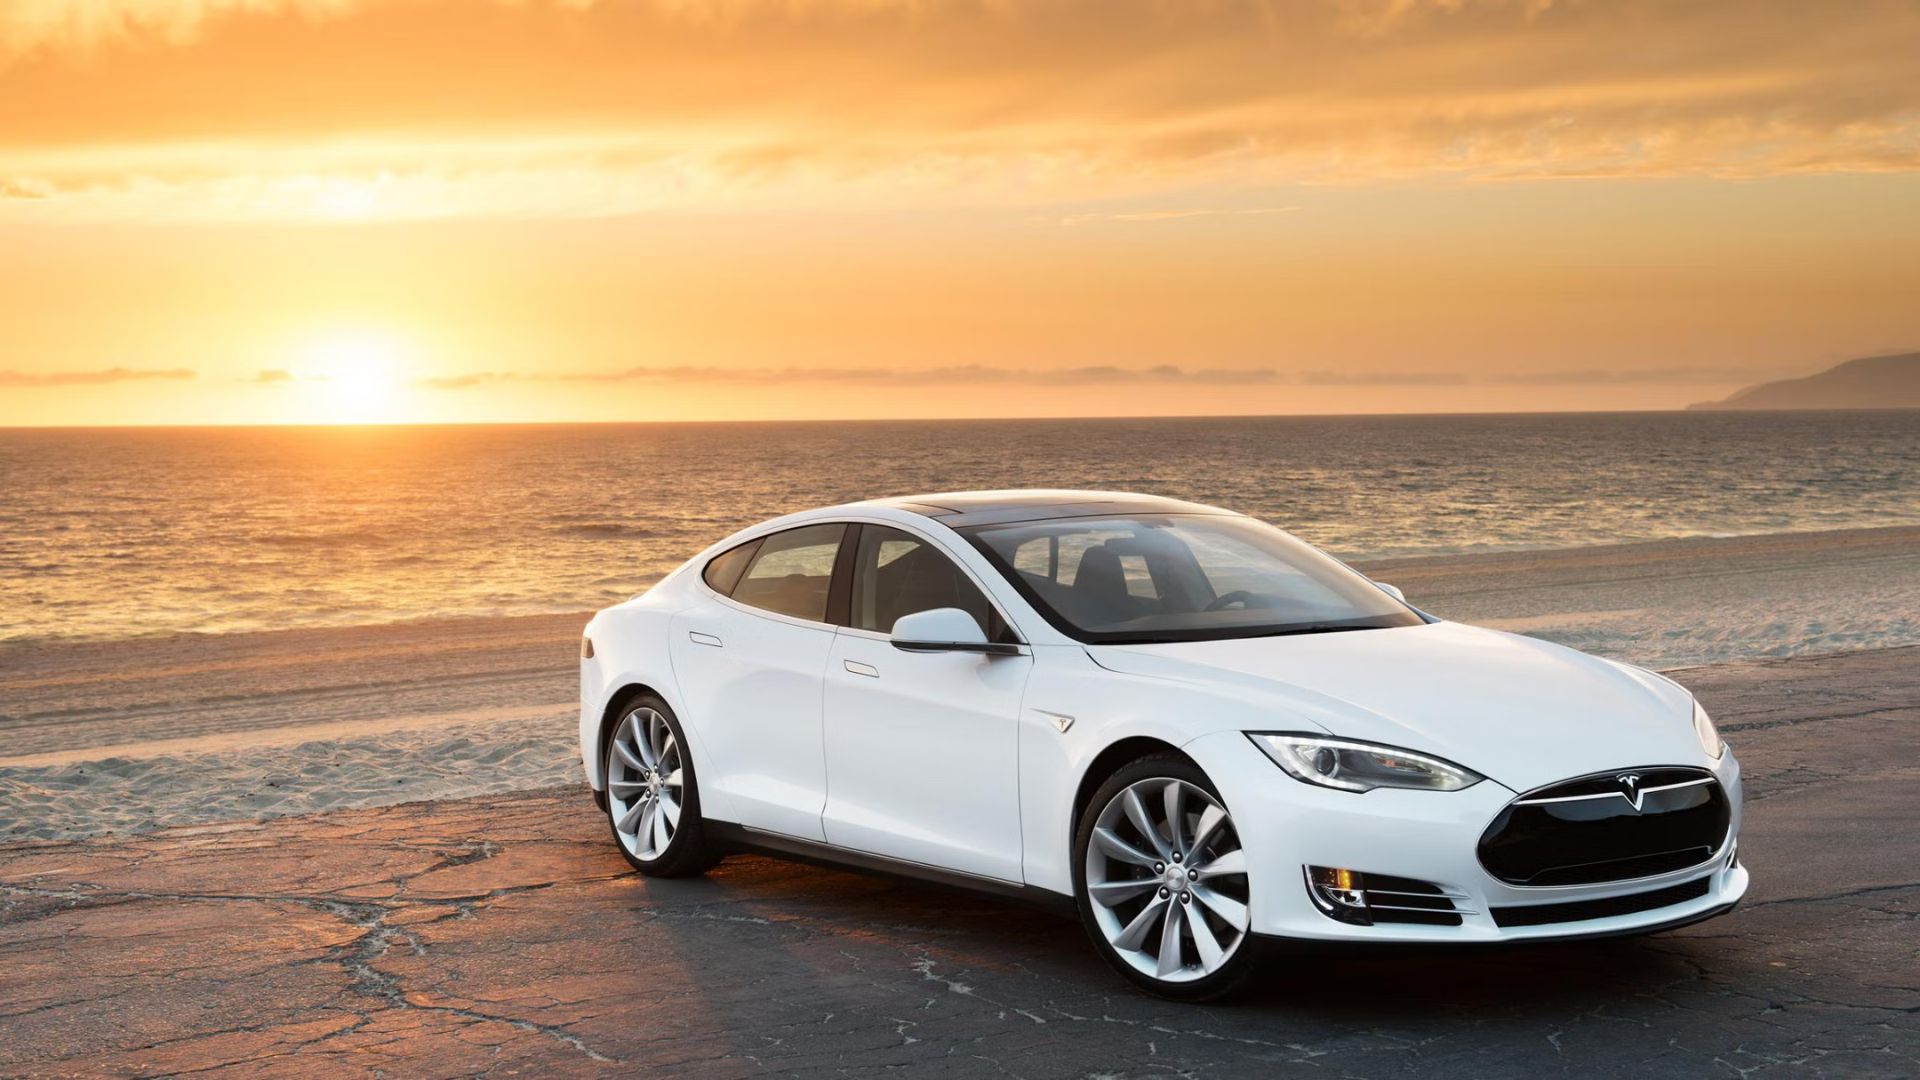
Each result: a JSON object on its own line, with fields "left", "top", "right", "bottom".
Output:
{"left": 727, "top": 523, "right": 846, "bottom": 622}
{"left": 702, "top": 538, "right": 761, "bottom": 596}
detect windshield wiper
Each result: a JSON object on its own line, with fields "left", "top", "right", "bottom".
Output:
{"left": 1101, "top": 622, "right": 1396, "bottom": 645}
{"left": 1250, "top": 623, "right": 1391, "bottom": 638}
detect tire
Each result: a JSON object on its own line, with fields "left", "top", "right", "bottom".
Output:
{"left": 1073, "top": 753, "right": 1258, "bottom": 1001}
{"left": 602, "top": 692, "right": 721, "bottom": 877}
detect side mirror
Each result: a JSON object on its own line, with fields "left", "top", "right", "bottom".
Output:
{"left": 1376, "top": 582, "right": 1406, "bottom": 603}
{"left": 890, "top": 608, "right": 1021, "bottom": 656}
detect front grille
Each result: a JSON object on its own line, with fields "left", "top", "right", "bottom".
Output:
{"left": 1479, "top": 767, "right": 1729, "bottom": 886}
{"left": 1491, "top": 877, "right": 1711, "bottom": 928}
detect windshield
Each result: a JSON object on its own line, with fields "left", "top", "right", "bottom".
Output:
{"left": 963, "top": 514, "right": 1423, "bottom": 644}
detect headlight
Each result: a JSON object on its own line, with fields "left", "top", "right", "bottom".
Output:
{"left": 1692, "top": 700, "right": 1724, "bottom": 759}
{"left": 1248, "top": 733, "right": 1483, "bottom": 793}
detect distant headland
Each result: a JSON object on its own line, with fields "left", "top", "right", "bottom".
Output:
{"left": 1690, "top": 352, "right": 1920, "bottom": 411}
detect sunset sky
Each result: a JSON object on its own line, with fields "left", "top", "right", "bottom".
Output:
{"left": 3, "top": 0, "right": 1918, "bottom": 425}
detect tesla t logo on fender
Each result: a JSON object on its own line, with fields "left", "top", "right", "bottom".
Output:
{"left": 1616, "top": 773, "right": 1644, "bottom": 810}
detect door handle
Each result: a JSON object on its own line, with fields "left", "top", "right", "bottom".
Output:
{"left": 843, "top": 659, "right": 879, "bottom": 678}
{"left": 689, "top": 631, "right": 724, "bottom": 648}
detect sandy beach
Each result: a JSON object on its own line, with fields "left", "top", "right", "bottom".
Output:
{"left": 3, "top": 525, "right": 1916, "bottom": 842}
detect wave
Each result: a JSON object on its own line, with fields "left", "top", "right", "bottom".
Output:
{"left": 550, "top": 522, "right": 663, "bottom": 539}
{"left": 254, "top": 527, "right": 404, "bottom": 549}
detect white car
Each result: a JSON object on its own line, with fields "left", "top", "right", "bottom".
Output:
{"left": 579, "top": 490, "right": 1745, "bottom": 999}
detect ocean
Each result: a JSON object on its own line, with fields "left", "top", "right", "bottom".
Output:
{"left": 3, "top": 411, "right": 1917, "bottom": 644}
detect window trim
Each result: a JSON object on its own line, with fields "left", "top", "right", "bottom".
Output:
{"left": 701, "top": 536, "right": 763, "bottom": 596}
{"left": 827, "top": 523, "right": 861, "bottom": 627}
{"left": 703, "top": 521, "right": 848, "bottom": 629}
{"left": 697, "top": 516, "right": 1027, "bottom": 641}
{"left": 842, "top": 522, "right": 1022, "bottom": 645}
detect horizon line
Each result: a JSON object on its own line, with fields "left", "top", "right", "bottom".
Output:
{"left": 5, "top": 405, "right": 1918, "bottom": 432}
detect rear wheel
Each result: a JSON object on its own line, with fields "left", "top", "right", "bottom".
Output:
{"left": 1074, "top": 754, "right": 1257, "bottom": 1000}
{"left": 603, "top": 694, "right": 719, "bottom": 877}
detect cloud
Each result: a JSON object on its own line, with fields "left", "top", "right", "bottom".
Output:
{"left": 415, "top": 373, "right": 493, "bottom": 390}
{"left": 0, "top": 177, "right": 51, "bottom": 199}
{"left": 0, "top": 366, "right": 194, "bottom": 387}
{"left": 1053, "top": 207, "right": 1301, "bottom": 226}
{"left": 415, "top": 364, "right": 1302, "bottom": 388}
{"left": 1301, "top": 369, "right": 1469, "bottom": 387}
{"left": 2, "top": 1, "right": 360, "bottom": 64}
{"left": 247, "top": 368, "right": 295, "bottom": 384}
{"left": 4, "top": 1, "right": 1918, "bottom": 221}
{"left": 416, "top": 363, "right": 1745, "bottom": 390}
{"left": 1484, "top": 366, "right": 1788, "bottom": 386}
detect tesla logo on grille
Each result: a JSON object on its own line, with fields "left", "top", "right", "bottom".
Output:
{"left": 1616, "top": 773, "right": 1645, "bottom": 810}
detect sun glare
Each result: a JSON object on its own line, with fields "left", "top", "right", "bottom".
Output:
{"left": 312, "top": 175, "right": 389, "bottom": 220}
{"left": 295, "top": 330, "right": 413, "bottom": 423}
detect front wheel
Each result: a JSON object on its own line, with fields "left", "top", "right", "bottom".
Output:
{"left": 603, "top": 694, "right": 720, "bottom": 877}
{"left": 1074, "top": 755, "right": 1258, "bottom": 1000}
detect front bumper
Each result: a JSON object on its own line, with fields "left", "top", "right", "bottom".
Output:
{"left": 1185, "top": 730, "right": 1747, "bottom": 944}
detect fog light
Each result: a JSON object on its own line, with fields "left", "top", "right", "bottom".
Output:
{"left": 1306, "top": 866, "right": 1372, "bottom": 925}
{"left": 580, "top": 635, "right": 595, "bottom": 659}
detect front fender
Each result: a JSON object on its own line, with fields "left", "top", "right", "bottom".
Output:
{"left": 1018, "top": 646, "right": 1323, "bottom": 896}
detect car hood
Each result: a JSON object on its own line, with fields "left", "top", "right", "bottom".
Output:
{"left": 1087, "top": 621, "right": 1701, "bottom": 793}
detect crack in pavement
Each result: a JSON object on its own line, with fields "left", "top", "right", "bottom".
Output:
{"left": 1, "top": 847, "right": 624, "bottom": 1069}
{"left": 3, "top": 643, "right": 1917, "bottom": 1076}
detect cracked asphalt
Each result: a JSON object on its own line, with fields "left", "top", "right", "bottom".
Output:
{"left": 1, "top": 646, "right": 1916, "bottom": 1078}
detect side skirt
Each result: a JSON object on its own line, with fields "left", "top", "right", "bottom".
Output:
{"left": 704, "top": 820, "right": 1077, "bottom": 918}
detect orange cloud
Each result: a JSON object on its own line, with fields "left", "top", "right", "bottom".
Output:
{"left": 2, "top": 1, "right": 358, "bottom": 64}
{"left": 1, "top": 366, "right": 194, "bottom": 386}
{"left": 3, "top": 1, "right": 1917, "bottom": 221}
{"left": 1053, "top": 207, "right": 1301, "bottom": 226}
{"left": 410, "top": 363, "right": 1785, "bottom": 390}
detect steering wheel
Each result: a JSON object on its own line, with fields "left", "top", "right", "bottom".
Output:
{"left": 1204, "top": 590, "right": 1256, "bottom": 612}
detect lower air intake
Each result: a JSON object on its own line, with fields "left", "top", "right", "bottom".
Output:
{"left": 1491, "top": 877, "right": 1711, "bottom": 928}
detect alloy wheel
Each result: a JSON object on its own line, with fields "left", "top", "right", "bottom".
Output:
{"left": 607, "top": 706, "right": 684, "bottom": 861}
{"left": 1083, "top": 777, "right": 1251, "bottom": 983}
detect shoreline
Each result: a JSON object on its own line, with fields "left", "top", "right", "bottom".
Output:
{"left": 2, "top": 642, "right": 1912, "bottom": 835}
{"left": 4, "top": 522, "right": 1916, "bottom": 655}
{"left": 3, "top": 523, "right": 1916, "bottom": 842}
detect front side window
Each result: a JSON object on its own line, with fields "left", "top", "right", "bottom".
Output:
{"left": 965, "top": 515, "right": 1421, "bottom": 644}
{"left": 727, "top": 523, "right": 845, "bottom": 622}
{"left": 850, "top": 525, "right": 1004, "bottom": 639}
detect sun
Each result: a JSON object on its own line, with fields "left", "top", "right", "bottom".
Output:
{"left": 295, "top": 330, "right": 413, "bottom": 423}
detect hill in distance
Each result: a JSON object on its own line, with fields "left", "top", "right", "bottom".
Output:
{"left": 1690, "top": 352, "right": 1920, "bottom": 411}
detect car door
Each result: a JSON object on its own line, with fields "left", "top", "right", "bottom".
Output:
{"left": 822, "top": 523, "right": 1032, "bottom": 882}
{"left": 669, "top": 522, "right": 845, "bottom": 842}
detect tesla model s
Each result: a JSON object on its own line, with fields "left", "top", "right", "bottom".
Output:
{"left": 578, "top": 490, "right": 1744, "bottom": 999}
